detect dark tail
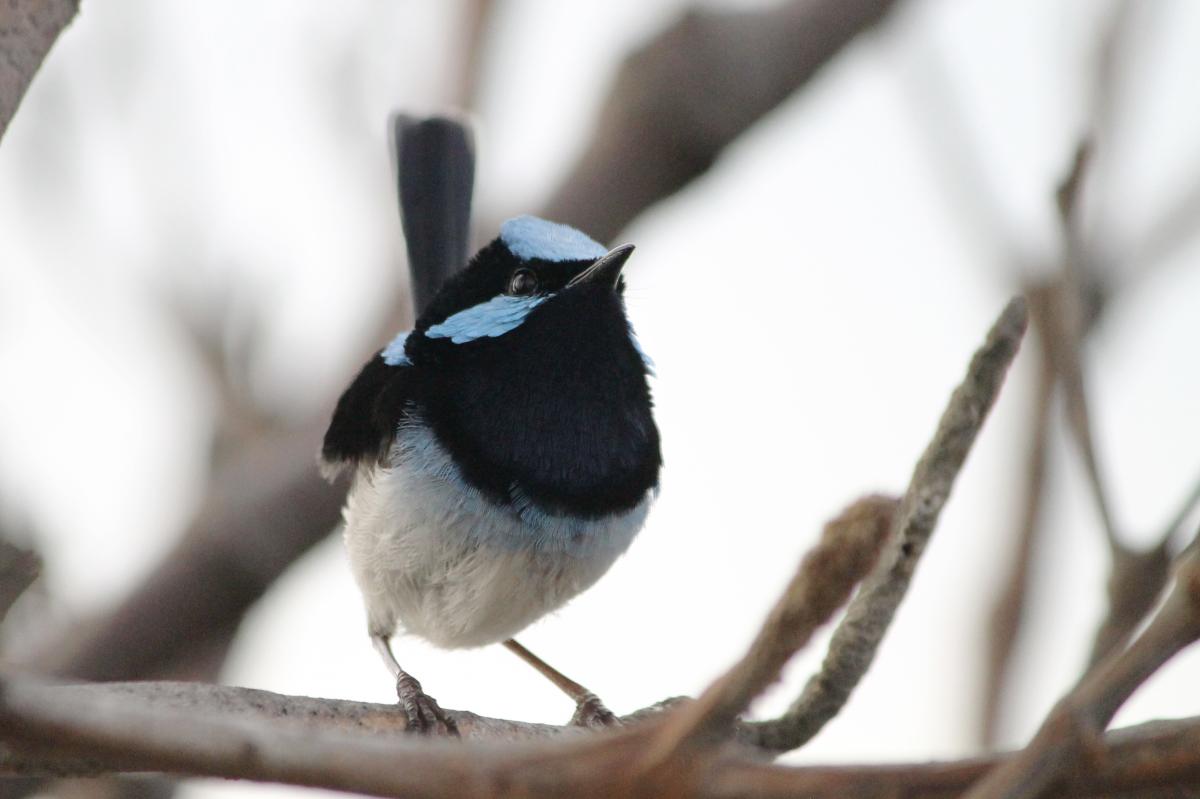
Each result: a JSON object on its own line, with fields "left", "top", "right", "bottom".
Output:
{"left": 389, "top": 114, "right": 476, "bottom": 315}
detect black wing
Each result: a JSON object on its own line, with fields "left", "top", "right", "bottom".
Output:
{"left": 320, "top": 352, "right": 416, "bottom": 478}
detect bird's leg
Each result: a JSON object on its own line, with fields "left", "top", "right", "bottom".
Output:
{"left": 372, "top": 635, "right": 459, "bottom": 737}
{"left": 502, "top": 638, "right": 619, "bottom": 728}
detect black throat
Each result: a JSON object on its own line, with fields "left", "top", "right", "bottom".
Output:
{"left": 417, "top": 286, "right": 661, "bottom": 518}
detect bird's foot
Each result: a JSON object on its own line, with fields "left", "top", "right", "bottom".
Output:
{"left": 570, "top": 691, "right": 621, "bottom": 729}
{"left": 395, "top": 672, "right": 459, "bottom": 737}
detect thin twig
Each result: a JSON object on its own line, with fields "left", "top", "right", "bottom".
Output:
{"left": 980, "top": 345, "right": 1054, "bottom": 745}
{"left": 744, "top": 298, "right": 1029, "bottom": 753}
{"left": 1055, "top": 141, "right": 1124, "bottom": 553}
{"left": 964, "top": 545, "right": 1200, "bottom": 799}
{"left": 645, "top": 495, "right": 897, "bottom": 760}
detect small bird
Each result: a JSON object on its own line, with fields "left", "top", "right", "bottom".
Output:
{"left": 321, "top": 215, "right": 661, "bottom": 733}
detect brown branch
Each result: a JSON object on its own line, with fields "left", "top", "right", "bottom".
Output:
{"left": 0, "top": 0, "right": 78, "bottom": 142}
{"left": 3, "top": 677, "right": 1200, "bottom": 798}
{"left": 712, "top": 717, "right": 1200, "bottom": 799}
{"left": 1055, "top": 141, "right": 1123, "bottom": 554}
{"left": 964, "top": 547, "right": 1200, "bottom": 799}
{"left": 539, "top": 0, "right": 902, "bottom": 243}
{"left": 646, "top": 495, "right": 897, "bottom": 760}
{"left": 1048, "top": 140, "right": 1174, "bottom": 672}
{"left": 1160, "top": 473, "right": 1200, "bottom": 555}
{"left": 744, "top": 297, "right": 1030, "bottom": 753}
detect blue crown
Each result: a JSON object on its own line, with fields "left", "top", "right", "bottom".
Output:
{"left": 500, "top": 215, "right": 607, "bottom": 262}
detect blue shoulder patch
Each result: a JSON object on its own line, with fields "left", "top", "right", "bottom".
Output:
{"left": 628, "top": 325, "right": 656, "bottom": 377}
{"left": 426, "top": 294, "right": 547, "bottom": 345}
{"left": 500, "top": 215, "right": 607, "bottom": 262}
{"left": 381, "top": 331, "right": 412, "bottom": 366}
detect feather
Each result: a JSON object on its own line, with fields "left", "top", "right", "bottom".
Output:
{"left": 426, "top": 294, "right": 547, "bottom": 344}
{"left": 500, "top": 215, "right": 607, "bottom": 263}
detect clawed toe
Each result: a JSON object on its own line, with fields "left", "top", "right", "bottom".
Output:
{"left": 396, "top": 672, "right": 459, "bottom": 737}
{"left": 570, "top": 692, "right": 621, "bottom": 729}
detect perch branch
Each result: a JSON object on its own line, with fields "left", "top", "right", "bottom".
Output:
{"left": 744, "top": 297, "right": 1029, "bottom": 753}
{"left": 2, "top": 677, "right": 1200, "bottom": 798}
{"left": 0, "top": 0, "right": 78, "bottom": 142}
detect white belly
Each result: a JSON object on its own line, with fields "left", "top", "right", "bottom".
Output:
{"left": 342, "top": 424, "right": 651, "bottom": 649}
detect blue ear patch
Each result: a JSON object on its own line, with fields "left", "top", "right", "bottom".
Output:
{"left": 426, "top": 294, "right": 547, "bottom": 345}
{"left": 381, "top": 331, "right": 412, "bottom": 366}
{"left": 500, "top": 215, "right": 607, "bottom": 262}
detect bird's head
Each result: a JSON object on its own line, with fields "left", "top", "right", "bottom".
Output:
{"left": 397, "top": 216, "right": 651, "bottom": 377}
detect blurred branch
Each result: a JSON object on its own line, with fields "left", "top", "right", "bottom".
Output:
{"left": 898, "top": 46, "right": 1033, "bottom": 274}
{"left": 33, "top": 428, "right": 343, "bottom": 681}
{"left": 540, "top": 0, "right": 903, "bottom": 242}
{"left": 4, "top": 676, "right": 1200, "bottom": 798}
{"left": 1055, "top": 141, "right": 1122, "bottom": 554}
{"left": 0, "top": 0, "right": 77, "bottom": 142}
{"left": 455, "top": 0, "right": 497, "bottom": 110}
{"left": 647, "top": 494, "right": 897, "bottom": 760}
{"left": 166, "top": 280, "right": 280, "bottom": 469}
{"left": 1048, "top": 140, "right": 1180, "bottom": 672}
{"left": 0, "top": 540, "right": 39, "bottom": 625}
{"left": 980, "top": 343, "right": 1054, "bottom": 745}
{"left": 22, "top": 115, "right": 477, "bottom": 686}
{"left": 745, "top": 297, "right": 1029, "bottom": 753}
{"left": 715, "top": 716, "right": 1200, "bottom": 799}
{"left": 964, "top": 546, "right": 1200, "bottom": 799}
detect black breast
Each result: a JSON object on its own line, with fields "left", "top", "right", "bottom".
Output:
{"left": 419, "top": 287, "right": 661, "bottom": 518}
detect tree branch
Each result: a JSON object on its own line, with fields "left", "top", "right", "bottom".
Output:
{"left": 964, "top": 546, "right": 1200, "bottom": 799}
{"left": 0, "top": 0, "right": 78, "bottom": 142}
{"left": 646, "top": 495, "right": 897, "bottom": 760}
{"left": 744, "top": 297, "right": 1030, "bottom": 753}
{"left": 3, "top": 677, "right": 1200, "bottom": 798}
{"left": 539, "top": 0, "right": 902, "bottom": 242}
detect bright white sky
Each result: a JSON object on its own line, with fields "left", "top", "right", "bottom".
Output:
{"left": 3, "top": 1, "right": 1200, "bottom": 797}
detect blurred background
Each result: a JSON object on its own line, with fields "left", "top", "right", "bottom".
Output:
{"left": 3, "top": 0, "right": 1200, "bottom": 797}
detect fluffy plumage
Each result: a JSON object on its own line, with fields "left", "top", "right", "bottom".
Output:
{"left": 322, "top": 216, "right": 660, "bottom": 652}
{"left": 344, "top": 423, "right": 650, "bottom": 647}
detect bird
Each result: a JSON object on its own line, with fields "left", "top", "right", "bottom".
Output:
{"left": 320, "top": 214, "right": 661, "bottom": 734}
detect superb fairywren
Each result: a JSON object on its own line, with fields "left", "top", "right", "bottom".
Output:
{"left": 321, "top": 215, "right": 661, "bottom": 733}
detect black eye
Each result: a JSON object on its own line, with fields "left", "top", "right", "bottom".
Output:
{"left": 508, "top": 268, "right": 539, "bottom": 296}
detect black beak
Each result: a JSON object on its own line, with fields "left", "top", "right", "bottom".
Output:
{"left": 566, "top": 244, "right": 635, "bottom": 289}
